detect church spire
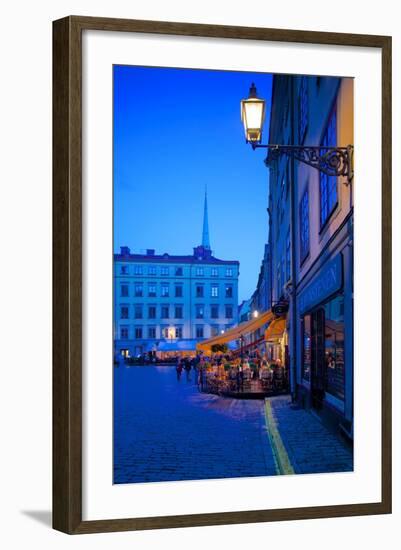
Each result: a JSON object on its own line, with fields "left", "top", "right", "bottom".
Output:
{"left": 202, "top": 187, "right": 211, "bottom": 250}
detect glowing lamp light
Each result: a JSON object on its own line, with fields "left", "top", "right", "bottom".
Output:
{"left": 253, "top": 310, "right": 259, "bottom": 318}
{"left": 240, "top": 83, "right": 266, "bottom": 144}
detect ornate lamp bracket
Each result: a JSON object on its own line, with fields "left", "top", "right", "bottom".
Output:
{"left": 253, "top": 144, "right": 354, "bottom": 185}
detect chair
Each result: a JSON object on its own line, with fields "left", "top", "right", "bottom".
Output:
{"left": 261, "top": 370, "right": 273, "bottom": 392}
{"left": 273, "top": 367, "right": 285, "bottom": 391}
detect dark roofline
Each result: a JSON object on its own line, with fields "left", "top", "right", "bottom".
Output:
{"left": 114, "top": 253, "right": 239, "bottom": 266}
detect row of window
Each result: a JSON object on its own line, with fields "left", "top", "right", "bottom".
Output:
{"left": 119, "top": 265, "right": 235, "bottom": 277}
{"left": 119, "top": 282, "right": 234, "bottom": 298}
{"left": 120, "top": 304, "right": 235, "bottom": 320}
{"left": 269, "top": 82, "right": 340, "bottom": 301}
{"left": 119, "top": 324, "right": 233, "bottom": 340}
{"left": 299, "top": 105, "right": 338, "bottom": 265}
{"left": 274, "top": 231, "right": 292, "bottom": 298}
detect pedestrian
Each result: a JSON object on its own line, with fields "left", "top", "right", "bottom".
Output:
{"left": 176, "top": 360, "right": 183, "bottom": 381}
{"left": 184, "top": 358, "right": 192, "bottom": 381}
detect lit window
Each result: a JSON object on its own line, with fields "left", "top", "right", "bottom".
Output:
{"left": 134, "top": 283, "right": 143, "bottom": 297}
{"left": 161, "top": 283, "right": 169, "bottom": 297}
{"left": 302, "top": 315, "right": 311, "bottom": 381}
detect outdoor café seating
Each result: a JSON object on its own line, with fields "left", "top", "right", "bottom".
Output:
{"left": 273, "top": 366, "right": 285, "bottom": 391}
{"left": 260, "top": 368, "right": 274, "bottom": 391}
{"left": 197, "top": 356, "right": 289, "bottom": 398}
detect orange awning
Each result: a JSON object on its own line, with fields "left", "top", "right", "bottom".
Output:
{"left": 264, "top": 317, "right": 286, "bottom": 341}
{"left": 197, "top": 309, "right": 274, "bottom": 352}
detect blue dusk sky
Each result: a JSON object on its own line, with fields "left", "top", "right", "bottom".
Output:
{"left": 113, "top": 65, "right": 273, "bottom": 302}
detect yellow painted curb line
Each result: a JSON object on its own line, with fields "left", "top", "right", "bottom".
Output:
{"left": 265, "top": 399, "right": 295, "bottom": 476}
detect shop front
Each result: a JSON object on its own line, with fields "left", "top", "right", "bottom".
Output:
{"left": 297, "top": 253, "right": 352, "bottom": 434}
{"left": 265, "top": 317, "right": 288, "bottom": 364}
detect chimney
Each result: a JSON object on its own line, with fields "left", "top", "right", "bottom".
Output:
{"left": 120, "top": 246, "right": 130, "bottom": 256}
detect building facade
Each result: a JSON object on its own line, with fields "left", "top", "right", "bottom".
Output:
{"left": 267, "top": 74, "right": 354, "bottom": 436}
{"left": 114, "top": 193, "right": 239, "bottom": 358}
{"left": 250, "top": 244, "right": 272, "bottom": 315}
{"left": 245, "top": 244, "right": 272, "bottom": 352}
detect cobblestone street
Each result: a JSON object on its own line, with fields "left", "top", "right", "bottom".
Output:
{"left": 266, "top": 395, "right": 353, "bottom": 475}
{"left": 114, "top": 365, "right": 276, "bottom": 483}
{"left": 114, "top": 366, "right": 353, "bottom": 484}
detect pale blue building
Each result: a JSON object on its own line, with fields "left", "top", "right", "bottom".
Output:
{"left": 114, "top": 192, "right": 239, "bottom": 358}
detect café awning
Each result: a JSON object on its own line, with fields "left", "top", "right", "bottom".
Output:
{"left": 197, "top": 309, "right": 274, "bottom": 352}
{"left": 264, "top": 317, "right": 286, "bottom": 341}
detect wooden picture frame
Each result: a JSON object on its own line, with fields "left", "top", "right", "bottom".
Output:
{"left": 53, "top": 15, "right": 392, "bottom": 534}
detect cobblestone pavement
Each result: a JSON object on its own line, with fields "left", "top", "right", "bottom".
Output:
{"left": 114, "top": 365, "right": 277, "bottom": 484}
{"left": 267, "top": 395, "right": 353, "bottom": 475}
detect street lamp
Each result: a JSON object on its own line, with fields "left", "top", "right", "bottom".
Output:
{"left": 240, "top": 83, "right": 266, "bottom": 144}
{"left": 241, "top": 83, "right": 354, "bottom": 185}
{"left": 253, "top": 310, "right": 259, "bottom": 318}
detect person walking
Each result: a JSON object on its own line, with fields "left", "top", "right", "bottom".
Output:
{"left": 176, "top": 360, "right": 183, "bottom": 381}
{"left": 184, "top": 357, "right": 192, "bottom": 382}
